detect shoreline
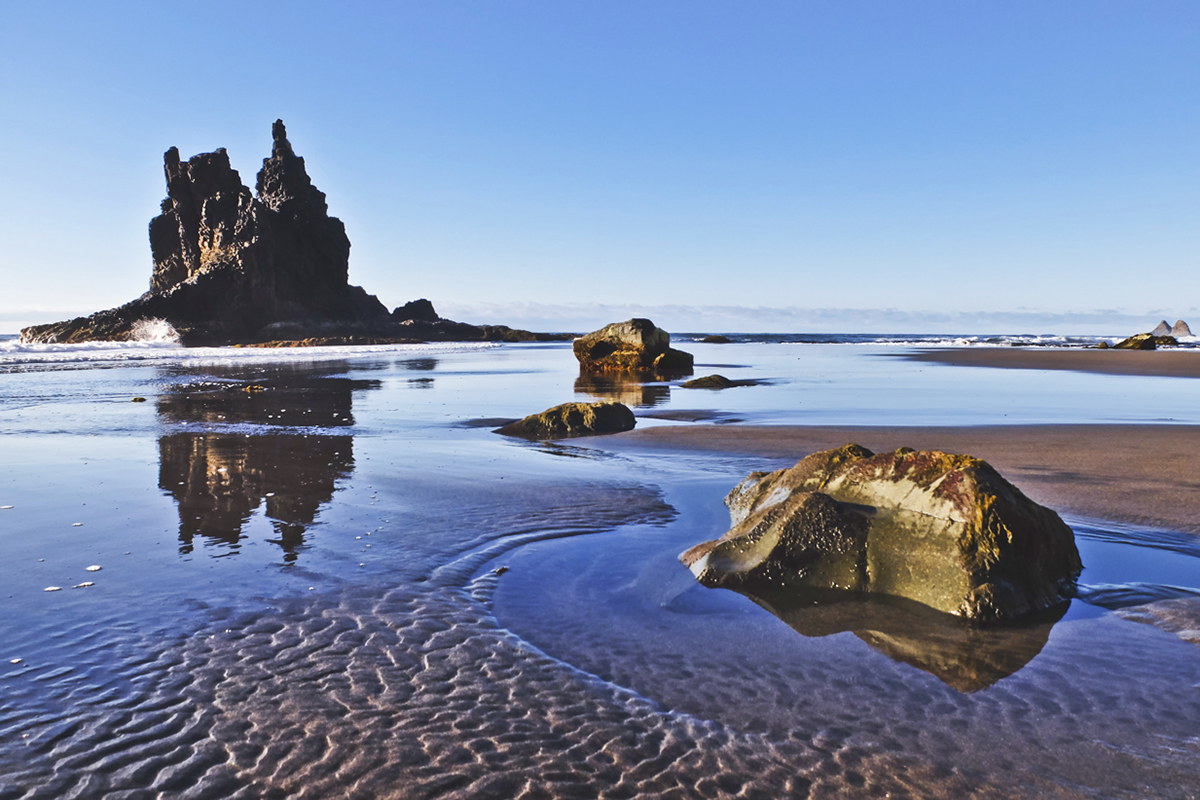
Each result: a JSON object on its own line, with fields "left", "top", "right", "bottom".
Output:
{"left": 601, "top": 423, "right": 1200, "bottom": 534}
{"left": 899, "top": 346, "right": 1200, "bottom": 378}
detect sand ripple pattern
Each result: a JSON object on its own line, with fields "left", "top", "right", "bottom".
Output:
{"left": 0, "top": 573, "right": 1044, "bottom": 800}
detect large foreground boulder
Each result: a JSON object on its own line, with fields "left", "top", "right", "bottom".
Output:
{"left": 573, "top": 319, "right": 693, "bottom": 375}
{"left": 681, "top": 444, "right": 1082, "bottom": 622}
{"left": 495, "top": 402, "right": 636, "bottom": 440}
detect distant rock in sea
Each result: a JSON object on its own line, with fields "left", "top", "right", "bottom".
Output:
{"left": 1151, "top": 320, "right": 1173, "bottom": 337}
{"left": 21, "top": 121, "right": 569, "bottom": 346}
{"left": 1171, "top": 320, "right": 1193, "bottom": 337}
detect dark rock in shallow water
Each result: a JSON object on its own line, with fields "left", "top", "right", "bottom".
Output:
{"left": 573, "top": 319, "right": 693, "bottom": 376}
{"left": 1114, "top": 332, "right": 1179, "bottom": 350}
{"left": 1114, "top": 333, "right": 1157, "bottom": 350}
{"left": 681, "top": 444, "right": 1082, "bottom": 622}
{"left": 20, "top": 122, "right": 566, "bottom": 346}
{"left": 681, "top": 374, "right": 761, "bottom": 389}
{"left": 495, "top": 402, "right": 636, "bottom": 440}
{"left": 699, "top": 335, "right": 733, "bottom": 344}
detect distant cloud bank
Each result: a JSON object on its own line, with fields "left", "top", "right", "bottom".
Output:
{"left": 434, "top": 302, "right": 1189, "bottom": 336}
{"left": 3, "top": 304, "right": 1193, "bottom": 337}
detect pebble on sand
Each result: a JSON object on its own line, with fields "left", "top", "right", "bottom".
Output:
{"left": 73, "top": 582, "right": 94, "bottom": 589}
{"left": 10, "top": 658, "right": 22, "bottom": 664}
{"left": 0, "top": 505, "right": 13, "bottom": 510}
{"left": 85, "top": 565, "right": 101, "bottom": 572}
{"left": 72, "top": 523, "right": 82, "bottom": 527}
{"left": 44, "top": 587, "right": 61, "bottom": 592}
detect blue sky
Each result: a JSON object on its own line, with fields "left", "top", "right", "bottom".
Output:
{"left": 1, "top": 1, "right": 1196, "bottom": 333}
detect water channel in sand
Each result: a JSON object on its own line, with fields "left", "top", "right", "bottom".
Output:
{"left": 1, "top": 339, "right": 1198, "bottom": 798}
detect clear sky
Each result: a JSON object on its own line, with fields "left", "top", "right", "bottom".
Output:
{"left": 1, "top": 1, "right": 1197, "bottom": 334}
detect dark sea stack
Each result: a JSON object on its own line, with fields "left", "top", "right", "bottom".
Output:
{"left": 573, "top": 319, "right": 694, "bottom": 376}
{"left": 1171, "top": 320, "right": 1193, "bottom": 337}
{"left": 681, "top": 444, "right": 1082, "bottom": 623}
{"left": 393, "top": 298, "right": 439, "bottom": 323}
{"left": 22, "top": 120, "right": 389, "bottom": 345}
{"left": 495, "top": 401, "right": 636, "bottom": 440}
{"left": 1151, "top": 320, "right": 1173, "bottom": 337}
{"left": 20, "top": 121, "right": 563, "bottom": 346}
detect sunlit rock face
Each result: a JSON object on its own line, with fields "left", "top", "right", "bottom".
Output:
{"left": 682, "top": 444, "right": 1082, "bottom": 622}
{"left": 573, "top": 319, "right": 694, "bottom": 376}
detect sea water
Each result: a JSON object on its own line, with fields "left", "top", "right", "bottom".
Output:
{"left": 0, "top": 336, "right": 1198, "bottom": 798}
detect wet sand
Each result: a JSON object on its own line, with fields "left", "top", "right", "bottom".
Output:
{"left": 901, "top": 346, "right": 1200, "bottom": 378}
{"left": 603, "top": 423, "right": 1200, "bottom": 534}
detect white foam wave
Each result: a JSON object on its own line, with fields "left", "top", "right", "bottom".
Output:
{"left": 0, "top": 339, "right": 500, "bottom": 371}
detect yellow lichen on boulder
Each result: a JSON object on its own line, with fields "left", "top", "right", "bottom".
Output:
{"left": 683, "top": 444, "right": 1082, "bottom": 622}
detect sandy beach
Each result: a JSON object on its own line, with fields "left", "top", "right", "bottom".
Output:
{"left": 901, "top": 346, "right": 1200, "bottom": 379}
{"left": 604, "top": 422, "right": 1200, "bottom": 534}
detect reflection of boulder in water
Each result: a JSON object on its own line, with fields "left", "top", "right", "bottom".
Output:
{"left": 743, "top": 586, "right": 1066, "bottom": 693}
{"left": 157, "top": 367, "right": 377, "bottom": 428}
{"left": 159, "top": 432, "right": 353, "bottom": 561}
{"left": 574, "top": 374, "right": 670, "bottom": 408}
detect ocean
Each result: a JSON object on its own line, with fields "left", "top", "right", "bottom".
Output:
{"left": 1, "top": 334, "right": 1198, "bottom": 798}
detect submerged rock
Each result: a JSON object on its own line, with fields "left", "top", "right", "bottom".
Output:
{"left": 699, "top": 335, "right": 733, "bottom": 344}
{"left": 680, "top": 444, "right": 1082, "bottom": 622}
{"left": 494, "top": 402, "right": 636, "bottom": 440}
{"left": 573, "top": 319, "right": 694, "bottom": 376}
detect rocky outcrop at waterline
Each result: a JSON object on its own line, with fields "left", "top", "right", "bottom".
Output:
{"left": 681, "top": 444, "right": 1082, "bottom": 623}
{"left": 573, "top": 319, "right": 693, "bottom": 376}
{"left": 495, "top": 402, "right": 636, "bottom": 440}
{"left": 20, "top": 121, "right": 569, "bottom": 347}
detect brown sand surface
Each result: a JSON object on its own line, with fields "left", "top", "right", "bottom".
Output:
{"left": 604, "top": 423, "right": 1200, "bottom": 533}
{"left": 901, "top": 347, "right": 1200, "bottom": 378}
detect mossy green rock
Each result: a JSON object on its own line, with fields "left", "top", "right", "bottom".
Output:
{"left": 495, "top": 402, "right": 636, "bottom": 440}
{"left": 680, "top": 444, "right": 1082, "bottom": 622}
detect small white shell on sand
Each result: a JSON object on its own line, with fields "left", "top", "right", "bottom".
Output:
{"left": 10, "top": 658, "right": 22, "bottom": 664}
{"left": 1, "top": 505, "right": 13, "bottom": 510}
{"left": 85, "top": 565, "right": 101, "bottom": 572}
{"left": 72, "top": 523, "right": 82, "bottom": 527}
{"left": 73, "top": 582, "right": 94, "bottom": 589}
{"left": 44, "top": 586, "right": 62, "bottom": 592}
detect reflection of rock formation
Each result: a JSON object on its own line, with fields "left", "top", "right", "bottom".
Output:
{"left": 574, "top": 374, "right": 670, "bottom": 408}
{"left": 743, "top": 587, "right": 1065, "bottom": 693}
{"left": 156, "top": 366, "right": 369, "bottom": 560}
{"left": 160, "top": 432, "right": 353, "bottom": 561}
